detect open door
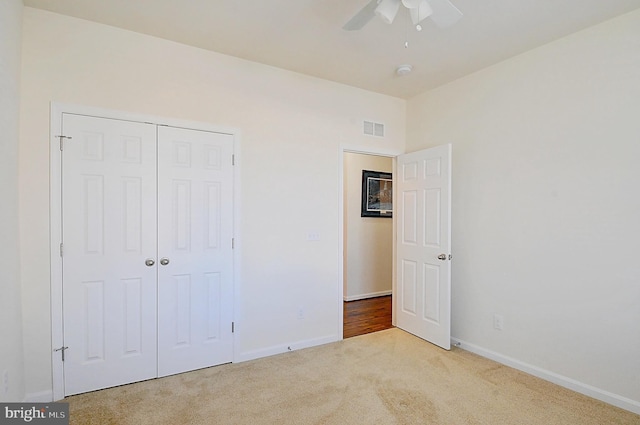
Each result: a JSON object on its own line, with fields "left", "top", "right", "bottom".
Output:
{"left": 395, "top": 144, "right": 452, "bottom": 349}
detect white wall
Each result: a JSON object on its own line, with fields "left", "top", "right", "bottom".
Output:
{"left": 19, "top": 8, "right": 405, "bottom": 398}
{"left": 407, "top": 9, "right": 640, "bottom": 412}
{"left": 343, "top": 153, "right": 393, "bottom": 300}
{"left": 0, "top": 0, "right": 25, "bottom": 403}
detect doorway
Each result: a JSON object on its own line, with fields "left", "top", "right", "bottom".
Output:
{"left": 343, "top": 295, "right": 392, "bottom": 338}
{"left": 340, "top": 144, "right": 452, "bottom": 346}
{"left": 342, "top": 152, "right": 394, "bottom": 338}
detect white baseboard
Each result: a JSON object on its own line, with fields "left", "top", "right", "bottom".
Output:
{"left": 24, "top": 390, "right": 53, "bottom": 403}
{"left": 236, "top": 334, "right": 340, "bottom": 363}
{"left": 343, "top": 290, "right": 392, "bottom": 302}
{"left": 27, "top": 336, "right": 340, "bottom": 402}
{"left": 451, "top": 337, "right": 640, "bottom": 415}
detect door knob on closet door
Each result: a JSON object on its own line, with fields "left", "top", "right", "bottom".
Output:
{"left": 160, "top": 257, "right": 170, "bottom": 266}
{"left": 145, "top": 259, "right": 155, "bottom": 267}
{"left": 437, "top": 254, "right": 447, "bottom": 261}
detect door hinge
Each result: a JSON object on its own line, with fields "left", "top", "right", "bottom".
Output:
{"left": 56, "top": 135, "right": 72, "bottom": 151}
{"left": 54, "top": 346, "right": 69, "bottom": 362}
{"left": 59, "top": 243, "right": 64, "bottom": 257}
{"left": 232, "top": 238, "right": 235, "bottom": 249}
{"left": 232, "top": 154, "right": 235, "bottom": 166}
{"left": 231, "top": 322, "right": 235, "bottom": 333}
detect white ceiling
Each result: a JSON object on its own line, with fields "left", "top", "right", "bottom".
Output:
{"left": 23, "top": 0, "right": 640, "bottom": 99}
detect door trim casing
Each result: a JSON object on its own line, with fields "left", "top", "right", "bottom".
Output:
{"left": 49, "top": 102, "right": 242, "bottom": 400}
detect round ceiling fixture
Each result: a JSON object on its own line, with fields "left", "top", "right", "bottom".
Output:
{"left": 396, "top": 64, "right": 413, "bottom": 76}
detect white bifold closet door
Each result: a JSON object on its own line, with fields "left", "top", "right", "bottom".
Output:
{"left": 61, "top": 114, "right": 234, "bottom": 396}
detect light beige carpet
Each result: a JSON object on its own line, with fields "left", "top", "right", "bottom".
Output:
{"left": 66, "top": 329, "right": 639, "bottom": 424}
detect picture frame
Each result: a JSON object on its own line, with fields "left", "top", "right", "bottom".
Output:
{"left": 361, "top": 170, "right": 392, "bottom": 218}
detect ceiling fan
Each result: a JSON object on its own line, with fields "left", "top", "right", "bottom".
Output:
{"left": 343, "top": 0, "right": 463, "bottom": 31}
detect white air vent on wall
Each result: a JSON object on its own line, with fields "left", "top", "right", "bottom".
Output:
{"left": 363, "top": 120, "right": 385, "bottom": 137}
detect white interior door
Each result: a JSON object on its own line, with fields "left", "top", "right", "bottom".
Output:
{"left": 396, "top": 144, "right": 452, "bottom": 349}
{"left": 157, "top": 126, "right": 235, "bottom": 377}
{"left": 61, "top": 114, "right": 158, "bottom": 395}
{"left": 60, "top": 113, "right": 236, "bottom": 394}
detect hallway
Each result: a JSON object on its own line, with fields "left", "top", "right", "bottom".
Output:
{"left": 343, "top": 295, "right": 392, "bottom": 338}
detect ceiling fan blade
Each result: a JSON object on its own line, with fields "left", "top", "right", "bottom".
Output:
{"left": 427, "top": 0, "right": 463, "bottom": 28}
{"left": 343, "top": 0, "right": 380, "bottom": 31}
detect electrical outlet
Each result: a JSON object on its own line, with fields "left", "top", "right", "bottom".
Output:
{"left": 297, "top": 307, "right": 305, "bottom": 320}
{"left": 493, "top": 314, "right": 504, "bottom": 331}
{"left": 306, "top": 232, "right": 320, "bottom": 241}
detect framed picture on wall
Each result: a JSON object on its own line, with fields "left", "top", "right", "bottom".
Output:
{"left": 361, "top": 170, "right": 392, "bottom": 218}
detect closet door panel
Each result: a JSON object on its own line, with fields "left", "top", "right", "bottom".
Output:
{"left": 157, "top": 126, "right": 234, "bottom": 377}
{"left": 61, "top": 114, "right": 158, "bottom": 395}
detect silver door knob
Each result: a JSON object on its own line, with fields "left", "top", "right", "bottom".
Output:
{"left": 160, "top": 257, "right": 170, "bottom": 266}
{"left": 437, "top": 254, "right": 447, "bottom": 261}
{"left": 145, "top": 259, "right": 155, "bottom": 267}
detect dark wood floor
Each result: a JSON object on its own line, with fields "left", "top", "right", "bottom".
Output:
{"left": 343, "top": 295, "right": 393, "bottom": 339}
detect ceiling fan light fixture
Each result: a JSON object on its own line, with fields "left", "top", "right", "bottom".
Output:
{"left": 410, "top": 0, "right": 434, "bottom": 25}
{"left": 401, "top": 0, "right": 422, "bottom": 8}
{"left": 375, "top": 0, "right": 401, "bottom": 24}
